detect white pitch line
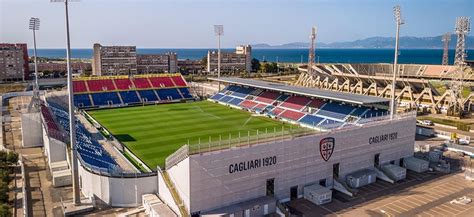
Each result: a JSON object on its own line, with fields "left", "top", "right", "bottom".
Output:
{"left": 242, "top": 116, "right": 253, "bottom": 127}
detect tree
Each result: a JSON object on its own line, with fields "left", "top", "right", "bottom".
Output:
{"left": 251, "top": 58, "right": 260, "bottom": 72}
{"left": 6, "top": 152, "right": 18, "bottom": 165}
{"left": 200, "top": 56, "right": 208, "bottom": 68}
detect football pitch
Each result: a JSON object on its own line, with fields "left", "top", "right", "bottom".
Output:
{"left": 88, "top": 101, "right": 296, "bottom": 169}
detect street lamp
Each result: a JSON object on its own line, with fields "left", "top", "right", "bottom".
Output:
{"left": 51, "top": 0, "right": 80, "bottom": 205}
{"left": 29, "top": 17, "right": 40, "bottom": 96}
{"left": 390, "top": 5, "right": 404, "bottom": 120}
{"left": 214, "top": 25, "right": 223, "bottom": 90}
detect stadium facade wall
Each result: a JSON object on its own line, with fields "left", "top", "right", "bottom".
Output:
{"left": 157, "top": 171, "right": 181, "bottom": 215}
{"left": 168, "top": 157, "right": 191, "bottom": 211}
{"left": 78, "top": 165, "right": 158, "bottom": 207}
{"left": 168, "top": 115, "right": 416, "bottom": 214}
{"left": 42, "top": 125, "right": 67, "bottom": 165}
{"left": 21, "top": 112, "right": 43, "bottom": 147}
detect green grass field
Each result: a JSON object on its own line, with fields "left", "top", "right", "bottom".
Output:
{"left": 88, "top": 101, "right": 295, "bottom": 169}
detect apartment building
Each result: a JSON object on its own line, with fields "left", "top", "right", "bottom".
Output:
{"left": 207, "top": 45, "right": 252, "bottom": 73}
{"left": 137, "top": 53, "right": 177, "bottom": 74}
{"left": 92, "top": 43, "right": 137, "bottom": 76}
{"left": 0, "top": 43, "right": 29, "bottom": 82}
{"left": 92, "top": 43, "right": 179, "bottom": 76}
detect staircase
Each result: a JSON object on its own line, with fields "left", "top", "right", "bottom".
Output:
{"left": 161, "top": 170, "right": 189, "bottom": 217}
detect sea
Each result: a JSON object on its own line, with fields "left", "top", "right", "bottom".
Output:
{"left": 29, "top": 48, "right": 473, "bottom": 65}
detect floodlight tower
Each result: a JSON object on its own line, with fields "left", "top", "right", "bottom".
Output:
{"left": 442, "top": 33, "right": 451, "bottom": 65}
{"left": 448, "top": 17, "right": 471, "bottom": 116}
{"left": 29, "top": 17, "right": 40, "bottom": 103}
{"left": 214, "top": 25, "right": 224, "bottom": 90}
{"left": 454, "top": 17, "right": 471, "bottom": 66}
{"left": 51, "top": 0, "right": 80, "bottom": 205}
{"left": 308, "top": 26, "right": 317, "bottom": 75}
{"left": 390, "top": 5, "right": 404, "bottom": 120}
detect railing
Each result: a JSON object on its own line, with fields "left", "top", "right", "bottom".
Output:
{"left": 165, "top": 145, "right": 189, "bottom": 170}
{"left": 78, "top": 155, "right": 157, "bottom": 178}
{"left": 182, "top": 111, "right": 416, "bottom": 157}
{"left": 187, "top": 127, "right": 315, "bottom": 155}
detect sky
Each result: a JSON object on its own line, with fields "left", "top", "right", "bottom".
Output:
{"left": 0, "top": 0, "right": 473, "bottom": 48}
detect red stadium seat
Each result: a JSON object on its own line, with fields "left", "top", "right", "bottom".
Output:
{"left": 87, "top": 79, "right": 116, "bottom": 92}
{"left": 132, "top": 78, "right": 152, "bottom": 89}
{"left": 149, "top": 77, "right": 175, "bottom": 88}
{"left": 171, "top": 76, "right": 187, "bottom": 86}
{"left": 73, "top": 80, "right": 88, "bottom": 93}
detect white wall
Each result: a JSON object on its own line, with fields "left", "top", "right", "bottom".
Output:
{"left": 78, "top": 163, "right": 158, "bottom": 207}
{"left": 158, "top": 172, "right": 181, "bottom": 215}
{"left": 42, "top": 127, "right": 67, "bottom": 165}
{"left": 21, "top": 112, "right": 43, "bottom": 147}
{"left": 186, "top": 117, "right": 416, "bottom": 213}
{"left": 167, "top": 157, "right": 190, "bottom": 212}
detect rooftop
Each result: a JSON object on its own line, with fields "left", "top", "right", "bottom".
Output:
{"left": 209, "top": 77, "right": 389, "bottom": 105}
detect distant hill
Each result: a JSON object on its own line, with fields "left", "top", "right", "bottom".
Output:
{"left": 252, "top": 35, "right": 474, "bottom": 49}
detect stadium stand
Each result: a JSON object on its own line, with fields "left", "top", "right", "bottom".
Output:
{"left": 280, "top": 96, "right": 311, "bottom": 110}
{"left": 72, "top": 74, "right": 193, "bottom": 108}
{"left": 137, "top": 90, "right": 159, "bottom": 102}
{"left": 73, "top": 80, "right": 88, "bottom": 93}
{"left": 149, "top": 76, "right": 174, "bottom": 88}
{"left": 87, "top": 79, "right": 116, "bottom": 92}
{"left": 156, "top": 88, "right": 182, "bottom": 100}
{"left": 91, "top": 92, "right": 121, "bottom": 106}
{"left": 132, "top": 78, "right": 152, "bottom": 89}
{"left": 209, "top": 82, "right": 389, "bottom": 130}
{"left": 114, "top": 78, "right": 134, "bottom": 90}
{"left": 171, "top": 76, "right": 187, "bottom": 86}
{"left": 74, "top": 94, "right": 93, "bottom": 108}
{"left": 299, "top": 114, "right": 324, "bottom": 127}
{"left": 119, "top": 91, "right": 141, "bottom": 104}
{"left": 179, "top": 88, "right": 193, "bottom": 99}
{"left": 280, "top": 110, "right": 305, "bottom": 121}
{"left": 316, "top": 102, "right": 354, "bottom": 120}
{"left": 240, "top": 100, "right": 258, "bottom": 109}
{"left": 255, "top": 91, "right": 280, "bottom": 104}
{"left": 48, "top": 102, "right": 118, "bottom": 171}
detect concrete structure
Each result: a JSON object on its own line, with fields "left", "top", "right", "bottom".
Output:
{"left": 92, "top": 43, "right": 179, "bottom": 75}
{"left": 164, "top": 113, "right": 415, "bottom": 215}
{"left": 32, "top": 62, "right": 92, "bottom": 74}
{"left": 92, "top": 43, "right": 137, "bottom": 76}
{"left": 21, "top": 112, "right": 43, "bottom": 147}
{"left": 137, "top": 53, "right": 177, "bottom": 74}
{"left": 178, "top": 59, "right": 203, "bottom": 74}
{"left": 207, "top": 45, "right": 252, "bottom": 73}
{"left": 0, "top": 43, "right": 29, "bottom": 82}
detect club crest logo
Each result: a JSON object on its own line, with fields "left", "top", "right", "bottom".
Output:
{"left": 320, "top": 137, "right": 335, "bottom": 161}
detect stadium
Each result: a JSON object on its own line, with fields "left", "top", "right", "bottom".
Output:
{"left": 38, "top": 73, "right": 416, "bottom": 216}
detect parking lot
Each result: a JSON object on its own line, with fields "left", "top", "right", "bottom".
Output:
{"left": 288, "top": 171, "right": 474, "bottom": 216}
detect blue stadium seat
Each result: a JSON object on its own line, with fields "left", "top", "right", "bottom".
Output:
{"left": 210, "top": 93, "right": 225, "bottom": 100}
{"left": 228, "top": 98, "right": 243, "bottom": 106}
{"left": 48, "top": 103, "right": 118, "bottom": 171}
{"left": 91, "top": 92, "right": 121, "bottom": 106}
{"left": 363, "top": 109, "right": 387, "bottom": 118}
{"left": 157, "top": 88, "right": 182, "bottom": 100}
{"left": 351, "top": 107, "right": 368, "bottom": 117}
{"left": 137, "top": 90, "right": 159, "bottom": 102}
{"left": 119, "top": 91, "right": 141, "bottom": 104}
{"left": 73, "top": 94, "right": 92, "bottom": 108}
{"left": 319, "top": 119, "right": 344, "bottom": 129}
{"left": 229, "top": 85, "right": 255, "bottom": 98}
{"left": 179, "top": 88, "right": 193, "bottom": 99}
{"left": 317, "top": 102, "right": 355, "bottom": 120}
{"left": 219, "top": 95, "right": 234, "bottom": 103}
{"left": 299, "top": 114, "right": 325, "bottom": 127}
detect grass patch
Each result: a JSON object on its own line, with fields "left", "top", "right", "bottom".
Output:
{"left": 88, "top": 101, "right": 297, "bottom": 168}
{"left": 418, "top": 116, "right": 471, "bottom": 131}
{"left": 122, "top": 150, "right": 148, "bottom": 172}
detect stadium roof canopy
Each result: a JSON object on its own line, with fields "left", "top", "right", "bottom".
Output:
{"left": 210, "top": 77, "right": 389, "bottom": 105}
